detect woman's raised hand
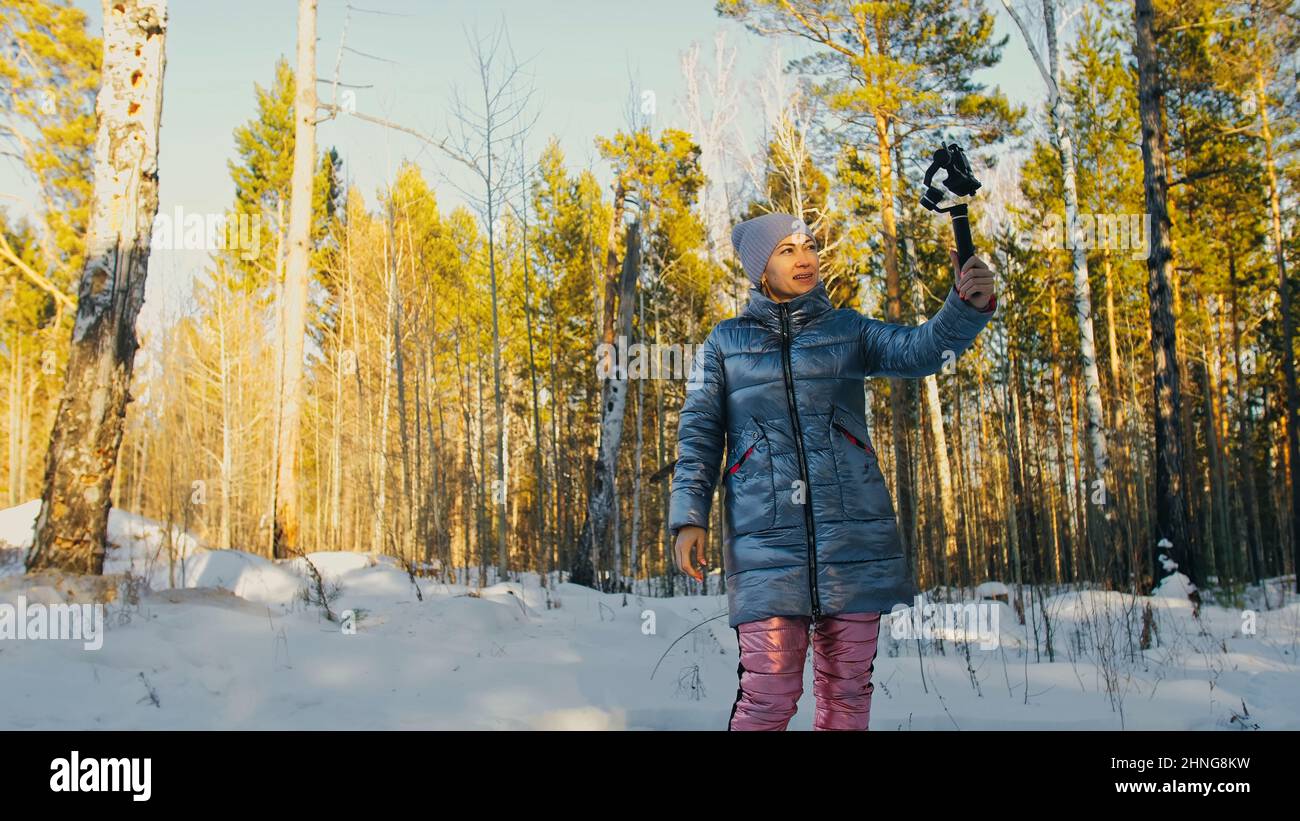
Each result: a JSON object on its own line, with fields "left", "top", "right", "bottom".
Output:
{"left": 951, "top": 248, "right": 996, "bottom": 310}
{"left": 672, "top": 525, "right": 709, "bottom": 582}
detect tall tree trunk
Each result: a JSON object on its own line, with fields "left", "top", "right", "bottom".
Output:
{"left": 654, "top": 303, "right": 672, "bottom": 598}
{"left": 475, "top": 357, "right": 486, "bottom": 582}
{"left": 570, "top": 184, "right": 624, "bottom": 586}
{"left": 1007, "top": 341, "right": 1028, "bottom": 586}
{"left": 1003, "top": 0, "right": 1116, "bottom": 575}
{"left": 901, "top": 236, "right": 958, "bottom": 582}
{"left": 1047, "top": 293, "right": 1070, "bottom": 583}
{"left": 273, "top": 0, "right": 316, "bottom": 559}
{"left": 372, "top": 228, "right": 393, "bottom": 556}
{"left": 518, "top": 190, "right": 548, "bottom": 576}
{"left": 548, "top": 285, "right": 563, "bottom": 579}
{"left": 922, "top": 372, "right": 958, "bottom": 581}
{"left": 1255, "top": 69, "right": 1300, "bottom": 593}
{"left": 574, "top": 222, "right": 640, "bottom": 591}
{"left": 1102, "top": 255, "right": 1134, "bottom": 564}
{"left": 329, "top": 323, "right": 344, "bottom": 551}
{"left": 1134, "top": 0, "right": 1192, "bottom": 590}
{"left": 8, "top": 332, "right": 21, "bottom": 507}
{"left": 389, "top": 203, "right": 413, "bottom": 563}
{"left": 1069, "top": 374, "right": 1083, "bottom": 581}
{"left": 217, "top": 278, "right": 233, "bottom": 551}
{"left": 874, "top": 110, "right": 915, "bottom": 560}
{"left": 486, "top": 198, "right": 507, "bottom": 584}
{"left": 29, "top": 0, "right": 168, "bottom": 574}
{"left": 630, "top": 290, "right": 647, "bottom": 592}
{"left": 1230, "top": 254, "right": 1264, "bottom": 583}
{"left": 1000, "top": 327, "right": 1023, "bottom": 586}
{"left": 130, "top": 419, "right": 148, "bottom": 518}
{"left": 268, "top": 197, "right": 286, "bottom": 558}
{"left": 454, "top": 330, "right": 473, "bottom": 580}
{"left": 1042, "top": 0, "right": 1112, "bottom": 573}
{"left": 1203, "top": 332, "right": 1228, "bottom": 583}
{"left": 426, "top": 340, "right": 446, "bottom": 567}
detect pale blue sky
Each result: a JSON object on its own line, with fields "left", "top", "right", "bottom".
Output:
{"left": 1, "top": 0, "right": 1046, "bottom": 330}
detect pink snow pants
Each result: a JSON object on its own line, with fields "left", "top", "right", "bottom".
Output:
{"left": 727, "top": 611, "right": 881, "bottom": 731}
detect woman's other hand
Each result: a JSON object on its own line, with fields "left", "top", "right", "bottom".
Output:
{"left": 673, "top": 525, "right": 709, "bottom": 581}
{"left": 951, "top": 249, "right": 995, "bottom": 310}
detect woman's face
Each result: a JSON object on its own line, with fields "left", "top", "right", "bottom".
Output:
{"left": 762, "top": 233, "right": 819, "bottom": 301}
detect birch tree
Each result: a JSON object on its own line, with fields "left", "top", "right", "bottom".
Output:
{"left": 28, "top": 0, "right": 167, "bottom": 574}
{"left": 271, "top": 0, "right": 316, "bottom": 559}
{"left": 1001, "top": 0, "right": 1114, "bottom": 562}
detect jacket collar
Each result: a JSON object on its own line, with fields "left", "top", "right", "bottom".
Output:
{"left": 740, "top": 278, "right": 833, "bottom": 334}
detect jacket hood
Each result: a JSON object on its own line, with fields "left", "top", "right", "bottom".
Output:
{"left": 740, "top": 278, "right": 834, "bottom": 333}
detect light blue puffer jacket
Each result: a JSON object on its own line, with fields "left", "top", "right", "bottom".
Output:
{"left": 669, "top": 279, "right": 995, "bottom": 628}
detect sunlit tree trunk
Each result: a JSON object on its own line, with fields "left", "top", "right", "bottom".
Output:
{"left": 29, "top": 0, "right": 168, "bottom": 574}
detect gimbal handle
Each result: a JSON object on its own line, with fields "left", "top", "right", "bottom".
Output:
{"left": 950, "top": 203, "right": 975, "bottom": 268}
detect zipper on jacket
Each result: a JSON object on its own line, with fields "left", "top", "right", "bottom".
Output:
{"left": 728, "top": 444, "right": 755, "bottom": 475}
{"left": 779, "top": 303, "right": 821, "bottom": 620}
{"left": 833, "top": 422, "right": 876, "bottom": 457}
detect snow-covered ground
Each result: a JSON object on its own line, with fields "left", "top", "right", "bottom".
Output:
{"left": 1, "top": 500, "right": 1297, "bottom": 730}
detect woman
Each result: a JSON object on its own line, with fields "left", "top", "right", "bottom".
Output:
{"left": 668, "top": 211, "right": 996, "bottom": 730}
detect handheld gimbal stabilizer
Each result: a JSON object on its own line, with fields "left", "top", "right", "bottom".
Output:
{"left": 918, "top": 143, "right": 981, "bottom": 271}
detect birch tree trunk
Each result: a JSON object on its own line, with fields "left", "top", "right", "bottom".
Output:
{"left": 1002, "top": 0, "right": 1113, "bottom": 569}
{"left": 1042, "top": 0, "right": 1110, "bottom": 561}
{"left": 273, "top": 0, "right": 316, "bottom": 559}
{"left": 574, "top": 222, "right": 640, "bottom": 591}
{"left": 29, "top": 0, "right": 168, "bottom": 574}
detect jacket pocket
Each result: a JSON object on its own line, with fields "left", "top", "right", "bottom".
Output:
{"left": 829, "top": 406, "right": 895, "bottom": 521}
{"left": 723, "top": 417, "right": 776, "bottom": 536}
{"left": 833, "top": 422, "right": 875, "bottom": 457}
